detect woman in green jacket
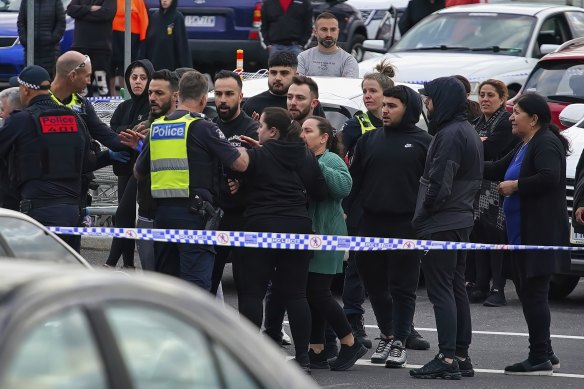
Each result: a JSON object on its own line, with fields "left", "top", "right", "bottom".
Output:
{"left": 301, "top": 116, "right": 367, "bottom": 371}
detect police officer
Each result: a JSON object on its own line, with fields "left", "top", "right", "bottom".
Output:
{"left": 134, "top": 70, "right": 250, "bottom": 291}
{"left": 0, "top": 65, "right": 90, "bottom": 247}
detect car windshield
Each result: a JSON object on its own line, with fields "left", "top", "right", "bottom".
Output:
{"left": 524, "top": 60, "right": 584, "bottom": 103}
{"left": 392, "top": 13, "right": 535, "bottom": 56}
{"left": 0, "top": 0, "right": 20, "bottom": 12}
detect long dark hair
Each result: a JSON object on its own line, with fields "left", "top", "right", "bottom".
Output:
{"left": 305, "top": 115, "right": 337, "bottom": 152}
{"left": 515, "top": 93, "right": 570, "bottom": 155}
{"left": 262, "top": 107, "right": 302, "bottom": 141}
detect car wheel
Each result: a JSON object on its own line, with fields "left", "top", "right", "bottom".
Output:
{"left": 349, "top": 34, "right": 366, "bottom": 62}
{"left": 548, "top": 274, "right": 580, "bottom": 299}
{"left": 507, "top": 85, "right": 521, "bottom": 99}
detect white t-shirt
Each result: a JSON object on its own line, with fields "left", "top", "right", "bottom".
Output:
{"left": 297, "top": 47, "right": 359, "bottom": 77}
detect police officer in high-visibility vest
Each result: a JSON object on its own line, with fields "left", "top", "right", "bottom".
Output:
{"left": 0, "top": 65, "right": 90, "bottom": 247}
{"left": 134, "top": 70, "right": 250, "bottom": 290}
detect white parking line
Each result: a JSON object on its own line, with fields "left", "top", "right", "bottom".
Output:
{"left": 363, "top": 325, "right": 584, "bottom": 340}
{"left": 354, "top": 360, "right": 584, "bottom": 379}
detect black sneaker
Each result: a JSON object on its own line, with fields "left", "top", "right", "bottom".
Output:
{"left": 504, "top": 359, "right": 553, "bottom": 376}
{"left": 325, "top": 342, "right": 339, "bottom": 362}
{"left": 405, "top": 327, "right": 430, "bottom": 350}
{"left": 483, "top": 288, "right": 507, "bottom": 307}
{"left": 455, "top": 356, "right": 475, "bottom": 377}
{"left": 308, "top": 349, "right": 330, "bottom": 369}
{"left": 410, "top": 354, "right": 462, "bottom": 380}
{"left": 549, "top": 353, "right": 560, "bottom": 370}
{"left": 469, "top": 288, "right": 488, "bottom": 303}
{"left": 347, "top": 314, "right": 372, "bottom": 349}
{"left": 330, "top": 341, "right": 368, "bottom": 371}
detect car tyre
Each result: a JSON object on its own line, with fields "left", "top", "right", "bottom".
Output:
{"left": 548, "top": 274, "right": 580, "bottom": 299}
{"left": 349, "top": 34, "right": 366, "bottom": 62}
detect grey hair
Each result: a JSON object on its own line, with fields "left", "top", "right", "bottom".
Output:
{"left": 0, "top": 87, "right": 23, "bottom": 113}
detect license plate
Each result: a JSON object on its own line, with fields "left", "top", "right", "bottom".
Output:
{"left": 570, "top": 226, "right": 584, "bottom": 244}
{"left": 185, "top": 15, "right": 215, "bottom": 27}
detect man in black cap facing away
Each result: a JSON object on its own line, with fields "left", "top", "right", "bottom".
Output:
{"left": 0, "top": 65, "right": 90, "bottom": 247}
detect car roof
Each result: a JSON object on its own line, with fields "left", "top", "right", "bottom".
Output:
{"left": 541, "top": 37, "right": 584, "bottom": 61}
{"left": 437, "top": 3, "right": 579, "bottom": 16}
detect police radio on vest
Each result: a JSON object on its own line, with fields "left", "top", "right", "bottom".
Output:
{"left": 151, "top": 123, "right": 186, "bottom": 140}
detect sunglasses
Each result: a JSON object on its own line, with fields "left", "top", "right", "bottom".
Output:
{"left": 71, "top": 55, "right": 90, "bottom": 73}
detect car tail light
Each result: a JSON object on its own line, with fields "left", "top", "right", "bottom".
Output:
{"left": 248, "top": 2, "right": 262, "bottom": 40}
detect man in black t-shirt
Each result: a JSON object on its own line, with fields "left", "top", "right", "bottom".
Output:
{"left": 210, "top": 70, "right": 259, "bottom": 295}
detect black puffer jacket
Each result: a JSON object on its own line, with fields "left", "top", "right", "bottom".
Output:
{"left": 412, "top": 77, "right": 484, "bottom": 236}
{"left": 67, "top": 0, "right": 117, "bottom": 52}
{"left": 17, "top": 0, "right": 66, "bottom": 77}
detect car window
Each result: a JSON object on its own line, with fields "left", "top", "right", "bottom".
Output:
{"left": 2, "top": 308, "right": 107, "bottom": 389}
{"left": 394, "top": 13, "right": 534, "bottom": 56}
{"left": 104, "top": 304, "right": 222, "bottom": 389}
{"left": 537, "top": 15, "right": 571, "bottom": 50}
{"left": 212, "top": 343, "right": 261, "bottom": 389}
{"left": 524, "top": 61, "right": 584, "bottom": 102}
{"left": 567, "top": 12, "right": 584, "bottom": 37}
{"left": 0, "top": 216, "right": 81, "bottom": 264}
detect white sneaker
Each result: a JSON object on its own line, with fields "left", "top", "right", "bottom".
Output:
{"left": 385, "top": 340, "right": 407, "bottom": 368}
{"left": 371, "top": 338, "right": 392, "bottom": 364}
{"left": 281, "top": 328, "right": 292, "bottom": 345}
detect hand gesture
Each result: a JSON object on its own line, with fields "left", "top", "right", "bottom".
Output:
{"left": 240, "top": 135, "right": 261, "bottom": 148}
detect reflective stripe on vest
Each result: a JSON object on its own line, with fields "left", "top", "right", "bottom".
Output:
{"left": 149, "top": 114, "right": 200, "bottom": 199}
{"left": 356, "top": 112, "right": 376, "bottom": 134}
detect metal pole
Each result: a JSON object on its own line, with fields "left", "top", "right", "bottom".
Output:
{"left": 26, "top": 0, "right": 34, "bottom": 66}
{"left": 124, "top": 0, "right": 132, "bottom": 72}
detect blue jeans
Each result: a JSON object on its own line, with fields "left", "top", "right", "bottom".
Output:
{"left": 269, "top": 44, "right": 303, "bottom": 57}
{"left": 154, "top": 206, "right": 214, "bottom": 291}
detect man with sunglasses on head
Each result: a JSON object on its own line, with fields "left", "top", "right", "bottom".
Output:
{"left": 50, "top": 50, "right": 132, "bottom": 251}
{"left": 0, "top": 65, "right": 91, "bottom": 248}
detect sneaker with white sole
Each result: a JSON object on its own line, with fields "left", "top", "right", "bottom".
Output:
{"left": 504, "top": 359, "right": 553, "bottom": 376}
{"left": 371, "top": 337, "right": 392, "bottom": 364}
{"left": 385, "top": 340, "right": 407, "bottom": 368}
{"left": 281, "top": 328, "right": 291, "bottom": 345}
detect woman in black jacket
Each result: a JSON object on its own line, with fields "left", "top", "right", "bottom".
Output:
{"left": 484, "top": 93, "right": 569, "bottom": 376}
{"left": 234, "top": 107, "right": 328, "bottom": 373}
{"left": 467, "top": 79, "right": 518, "bottom": 307}
{"left": 105, "top": 59, "right": 153, "bottom": 269}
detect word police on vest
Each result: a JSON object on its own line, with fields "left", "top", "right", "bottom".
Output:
{"left": 151, "top": 122, "right": 187, "bottom": 140}
{"left": 40, "top": 115, "right": 79, "bottom": 133}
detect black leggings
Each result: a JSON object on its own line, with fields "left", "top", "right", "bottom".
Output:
{"left": 106, "top": 174, "right": 136, "bottom": 267}
{"left": 233, "top": 216, "right": 312, "bottom": 360}
{"left": 511, "top": 252, "right": 554, "bottom": 363}
{"left": 467, "top": 219, "right": 507, "bottom": 291}
{"left": 307, "top": 273, "right": 353, "bottom": 344}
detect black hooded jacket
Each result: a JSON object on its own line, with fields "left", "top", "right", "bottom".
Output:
{"left": 67, "top": 0, "right": 117, "bottom": 52}
{"left": 412, "top": 77, "right": 484, "bottom": 236}
{"left": 345, "top": 85, "right": 433, "bottom": 217}
{"left": 143, "top": 0, "right": 192, "bottom": 70}
{"left": 244, "top": 140, "right": 329, "bottom": 221}
{"left": 109, "top": 59, "right": 154, "bottom": 175}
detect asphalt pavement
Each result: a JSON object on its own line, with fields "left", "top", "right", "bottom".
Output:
{"left": 81, "top": 238, "right": 584, "bottom": 389}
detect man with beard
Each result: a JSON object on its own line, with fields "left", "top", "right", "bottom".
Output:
{"left": 242, "top": 51, "right": 298, "bottom": 117}
{"left": 287, "top": 75, "right": 319, "bottom": 124}
{"left": 345, "top": 86, "right": 432, "bottom": 367}
{"left": 297, "top": 12, "right": 359, "bottom": 78}
{"left": 210, "top": 70, "right": 259, "bottom": 295}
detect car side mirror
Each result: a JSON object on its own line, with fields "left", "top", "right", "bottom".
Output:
{"left": 363, "top": 39, "right": 388, "bottom": 54}
{"left": 540, "top": 44, "right": 561, "bottom": 56}
{"left": 559, "top": 103, "right": 584, "bottom": 128}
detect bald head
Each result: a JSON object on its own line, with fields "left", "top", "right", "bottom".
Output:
{"left": 56, "top": 51, "right": 91, "bottom": 77}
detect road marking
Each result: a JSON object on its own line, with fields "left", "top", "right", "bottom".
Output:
{"left": 353, "top": 360, "right": 584, "bottom": 379}
{"left": 363, "top": 325, "right": 584, "bottom": 340}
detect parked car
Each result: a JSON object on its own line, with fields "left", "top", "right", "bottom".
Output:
{"left": 507, "top": 37, "right": 584, "bottom": 129}
{"left": 347, "top": 0, "right": 408, "bottom": 45}
{"left": 0, "top": 0, "right": 73, "bottom": 85}
{"left": 547, "top": 103, "right": 584, "bottom": 298}
{"left": 0, "top": 207, "right": 89, "bottom": 268}
{"left": 145, "top": 0, "right": 267, "bottom": 73}
{"left": 0, "top": 261, "right": 318, "bottom": 389}
{"left": 359, "top": 3, "right": 584, "bottom": 98}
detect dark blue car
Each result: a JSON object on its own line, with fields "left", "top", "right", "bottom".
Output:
{"left": 0, "top": 0, "right": 73, "bottom": 84}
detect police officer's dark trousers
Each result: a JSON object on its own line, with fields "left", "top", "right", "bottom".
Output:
{"left": 30, "top": 204, "right": 80, "bottom": 248}
{"left": 154, "top": 205, "right": 214, "bottom": 291}
{"left": 421, "top": 227, "right": 473, "bottom": 359}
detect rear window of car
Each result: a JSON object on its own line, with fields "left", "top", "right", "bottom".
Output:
{"left": 524, "top": 60, "right": 584, "bottom": 102}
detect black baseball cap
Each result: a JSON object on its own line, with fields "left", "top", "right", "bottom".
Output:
{"left": 9, "top": 65, "right": 51, "bottom": 90}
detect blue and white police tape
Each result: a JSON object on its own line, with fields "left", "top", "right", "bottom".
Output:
{"left": 48, "top": 226, "right": 584, "bottom": 252}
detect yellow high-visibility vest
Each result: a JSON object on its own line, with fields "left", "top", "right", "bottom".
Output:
{"left": 356, "top": 112, "right": 376, "bottom": 134}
